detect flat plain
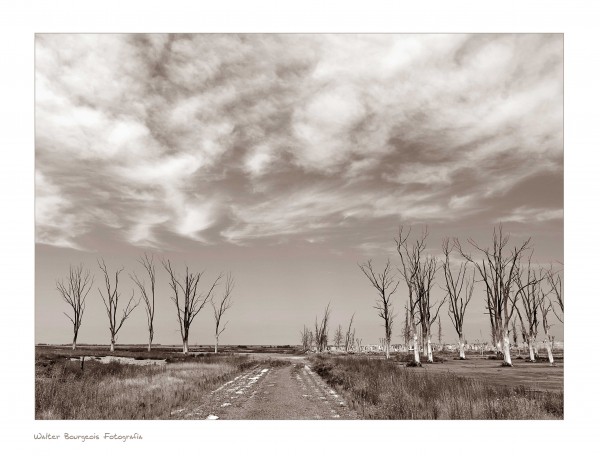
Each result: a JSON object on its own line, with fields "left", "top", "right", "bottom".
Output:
{"left": 35, "top": 345, "right": 563, "bottom": 420}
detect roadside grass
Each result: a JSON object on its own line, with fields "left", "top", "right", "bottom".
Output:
{"left": 36, "top": 353, "right": 255, "bottom": 419}
{"left": 311, "top": 356, "right": 563, "bottom": 419}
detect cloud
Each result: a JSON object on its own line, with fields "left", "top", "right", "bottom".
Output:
{"left": 35, "top": 170, "right": 86, "bottom": 250}
{"left": 292, "top": 84, "right": 366, "bottom": 170}
{"left": 496, "top": 207, "right": 564, "bottom": 224}
{"left": 35, "top": 34, "right": 563, "bottom": 252}
{"left": 244, "top": 144, "right": 276, "bottom": 177}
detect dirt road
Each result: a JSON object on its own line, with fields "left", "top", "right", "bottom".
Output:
{"left": 172, "top": 357, "right": 357, "bottom": 420}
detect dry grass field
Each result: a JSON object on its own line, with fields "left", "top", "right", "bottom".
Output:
{"left": 35, "top": 345, "right": 564, "bottom": 420}
{"left": 407, "top": 356, "right": 563, "bottom": 393}
{"left": 35, "top": 346, "right": 257, "bottom": 419}
{"left": 311, "top": 354, "right": 563, "bottom": 419}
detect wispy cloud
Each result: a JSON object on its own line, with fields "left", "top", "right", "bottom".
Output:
{"left": 35, "top": 34, "right": 563, "bottom": 252}
{"left": 496, "top": 207, "right": 564, "bottom": 224}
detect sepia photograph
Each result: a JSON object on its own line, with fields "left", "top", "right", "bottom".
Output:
{"left": 34, "top": 33, "right": 564, "bottom": 421}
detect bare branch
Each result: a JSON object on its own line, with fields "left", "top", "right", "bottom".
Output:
{"left": 454, "top": 225, "right": 532, "bottom": 365}
{"left": 97, "top": 258, "right": 136, "bottom": 350}
{"left": 162, "top": 258, "right": 222, "bottom": 354}
{"left": 358, "top": 258, "right": 397, "bottom": 358}
{"left": 213, "top": 272, "right": 234, "bottom": 352}
{"left": 56, "top": 264, "right": 94, "bottom": 349}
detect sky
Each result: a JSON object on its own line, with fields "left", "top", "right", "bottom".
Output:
{"left": 35, "top": 34, "right": 563, "bottom": 347}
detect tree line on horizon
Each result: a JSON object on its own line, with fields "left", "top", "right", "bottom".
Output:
{"left": 55, "top": 253, "right": 234, "bottom": 354}
{"left": 300, "top": 224, "right": 563, "bottom": 367}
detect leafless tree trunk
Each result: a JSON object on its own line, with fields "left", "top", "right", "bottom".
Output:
{"left": 97, "top": 259, "right": 139, "bottom": 352}
{"left": 212, "top": 272, "right": 234, "bottom": 354}
{"left": 358, "top": 337, "right": 364, "bottom": 352}
{"left": 396, "top": 226, "right": 428, "bottom": 366}
{"left": 358, "top": 259, "right": 398, "bottom": 360}
{"left": 314, "top": 303, "right": 331, "bottom": 353}
{"left": 56, "top": 264, "right": 94, "bottom": 350}
{"left": 442, "top": 239, "right": 474, "bottom": 360}
{"left": 513, "top": 253, "right": 545, "bottom": 363}
{"left": 540, "top": 299, "right": 555, "bottom": 365}
{"left": 344, "top": 313, "right": 356, "bottom": 352}
{"left": 130, "top": 253, "right": 157, "bottom": 352}
{"left": 546, "top": 264, "right": 563, "bottom": 323}
{"left": 414, "top": 255, "right": 446, "bottom": 363}
{"left": 402, "top": 306, "right": 410, "bottom": 352}
{"left": 456, "top": 225, "right": 532, "bottom": 366}
{"left": 163, "top": 259, "right": 221, "bottom": 355}
{"left": 300, "top": 325, "right": 311, "bottom": 351}
{"left": 488, "top": 312, "right": 499, "bottom": 354}
{"left": 333, "top": 324, "right": 343, "bottom": 349}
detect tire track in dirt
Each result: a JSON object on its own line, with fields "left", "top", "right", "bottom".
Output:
{"left": 174, "top": 360, "right": 357, "bottom": 420}
{"left": 298, "top": 364, "right": 349, "bottom": 419}
{"left": 170, "top": 365, "right": 270, "bottom": 419}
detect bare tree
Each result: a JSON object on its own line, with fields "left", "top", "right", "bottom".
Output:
{"left": 379, "top": 337, "right": 387, "bottom": 351}
{"left": 300, "top": 325, "right": 311, "bottom": 351}
{"left": 400, "top": 305, "right": 411, "bottom": 352}
{"left": 314, "top": 303, "right": 331, "bottom": 353}
{"left": 414, "top": 255, "right": 446, "bottom": 363}
{"left": 163, "top": 259, "right": 222, "bottom": 354}
{"left": 358, "top": 259, "right": 398, "bottom": 359}
{"left": 333, "top": 324, "right": 343, "bottom": 349}
{"left": 513, "top": 253, "right": 546, "bottom": 362}
{"left": 437, "top": 317, "right": 443, "bottom": 346}
{"left": 130, "top": 253, "right": 157, "bottom": 352}
{"left": 307, "top": 329, "right": 315, "bottom": 351}
{"left": 97, "top": 259, "right": 139, "bottom": 352}
{"left": 212, "top": 272, "right": 234, "bottom": 353}
{"left": 355, "top": 337, "right": 363, "bottom": 352}
{"left": 456, "top": 225, "right": 532, "bottom": 366}
{"left": 540, "top": 298, "right": 555, "bottom": 365}
{"left": 344, "top": 313, "right": 356, "bottom": 352}
{"left": 546, "top": 264, "right": 563, "bottom": 323}
{"left": 56, "top": 264, "right": 94, "bottom": 350}
{"left": 442, "top": 239, "right": 474, "bottom": 360}
{"left": 396, "top": 226, "right": 428, "bottom": 366}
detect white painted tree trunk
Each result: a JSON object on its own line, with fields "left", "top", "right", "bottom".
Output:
{"left": 528, "top": 337, "right": 536, "bottom": 362}
{"left": 110, "top": 339, "right": 115, "bottom": 352}
{"left": 385, "top": 337, "right": 390, "bottom": 359}
{"left": 502, "top": 330, "right": 512, "bottom": 366}
{"left": 413, "top": 329, "right": 421, "bottom": 365}
{"left": 459, "top": 334, "right": 466, "bottom": 360}
{"left": 427, "top": 335, "right": 433, "bottom": 363}
{"left": 183, "top": 339, "right": 189, "bottom": 354}
{"left": 72, "top": 336, "right": 77, "bottom": 351}
{"left": 545, "top": 339, "right": 554, "bottom": 365}
{"left": 148, "top": 341, "right": 152, "bottom": 352}
{"left": 215, "top": 336, "right": 219, "bottom": 354}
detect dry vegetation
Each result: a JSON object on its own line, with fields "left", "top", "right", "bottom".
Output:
{"left": 35, "top": 348, "right": 255, "bottom": 419}
{"left": 311, "top": 355, "right": 563, "bottom": 419}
